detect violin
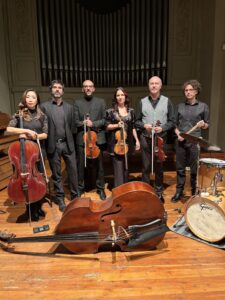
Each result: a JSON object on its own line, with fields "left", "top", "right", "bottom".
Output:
{"left": 114, "top": 122, "right": 128, "bottom": 156}
{"left": 7, "top": 106, "right": 46, "bottom": 204}
{"left": 83, "top": 114, "right": 100, "bottom": 160}
{"left": 153, "top": 121, "right": 167, "bottom": 162}
{"left": 0, "top": 182, "right": 169, "bottom": 254}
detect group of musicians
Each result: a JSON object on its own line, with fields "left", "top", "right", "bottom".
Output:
{"left": 6, "top": 76, "right": 210, "bottom": 222}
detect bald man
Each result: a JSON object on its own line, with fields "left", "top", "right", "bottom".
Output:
{"left": 74, "top": 80, "right": 107, "bottom": 200}
{"left": 136, "top": 76, "right": 175, "bottom": 203}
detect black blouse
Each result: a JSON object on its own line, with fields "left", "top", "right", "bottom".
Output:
{"left": 8, "top": 109, "right": 48, "bottom": 156}
{"left": 105, "top": 108, "right": 136, "bottom": 155}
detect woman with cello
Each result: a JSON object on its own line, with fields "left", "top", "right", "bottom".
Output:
{"left": 6, "top": 89, "right": 48, "bottom": 221}
{"left": 105, "top": 87, "right": 140, "bottom": 187}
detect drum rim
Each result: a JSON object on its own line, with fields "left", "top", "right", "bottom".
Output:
{"left": 199, "top": 158, "right": 225, "bottom": 167}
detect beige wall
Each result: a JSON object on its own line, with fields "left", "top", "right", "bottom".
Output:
{"left": 0, "top": 0, "right": 11, "bottom": 113}
{"left": 0, "top": 0, "right": 225, "bottom": 149}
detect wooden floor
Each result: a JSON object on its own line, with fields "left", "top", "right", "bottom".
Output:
{"left": 0, "top": 171, "right": 224, "bottom": 300}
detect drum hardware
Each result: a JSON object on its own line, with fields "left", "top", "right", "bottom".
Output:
{"left": 210, "top": 170, "right": 224, "bottom": 196}
{"left": 199, "top": 158, "right": 225, "bottom": 196}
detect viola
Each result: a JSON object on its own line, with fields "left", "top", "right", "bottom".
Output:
{"left": 83, "top": 114, "right": 100, "bottom": 160}
{"left": 0, "top": 182, "right": 169, "bottom": 254}
{"left": 114, "top": 123, "right": 128, "bottom": 156}
{"left": 7, "top": 107, "right": 46, "bottom": 204}
{"left": 153, "top": 121, "right": 167, "bottom": 162}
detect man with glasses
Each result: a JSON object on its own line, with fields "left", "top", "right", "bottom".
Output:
{"left": 171, "top": 79, "right": 209, "bottom": 202}
{"left": 74, "top": 80, "right": 107, "bottom": 200}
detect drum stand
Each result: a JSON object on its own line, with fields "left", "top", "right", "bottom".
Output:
{"left": 210, "top": 168, "right": 224, "bottom": 196}
{"left": 195, "top": 143, "right": 201, "bottom": 196}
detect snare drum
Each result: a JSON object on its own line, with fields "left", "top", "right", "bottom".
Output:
{"left": 199, "top": 158, "right": 225, "bottom": 192}
{"left": 184, "top": 194, "right": 225, "bottom": 242}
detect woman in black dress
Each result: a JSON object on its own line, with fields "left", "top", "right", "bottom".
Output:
{"left": 105, "top": 87, "right": 140, "bottom": 187}
{"left": 7, "top": 89, "right": 48, "bottom": 221}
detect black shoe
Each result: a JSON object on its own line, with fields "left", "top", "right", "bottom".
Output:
{"left": 191, "top": 189, "right": 197, "bottom": 196}
{"left": 77, "top": 190, "right": 84, "bottom": 197}
{"left": 97, "top": 189, "right": 106, "bottom": 200}
{"left": 30, "top": 211, "right": 39, "bottom": 222}
{"left": 171, "top": 192, "right": 183, "bottom": 203}
{"left": 58, "top": 199, "right": 66, "bottom": 212}
{"left": 38, "top": 208, "right": 46, "bottom": 217}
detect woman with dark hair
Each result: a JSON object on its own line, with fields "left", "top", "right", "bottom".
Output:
{"left": 105, "top": 87, "right": 140, "bottom": 187}
{"left": 6, "top": 89, "right": 48, "bottom": 221}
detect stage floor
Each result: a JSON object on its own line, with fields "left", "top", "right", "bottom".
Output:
{"left": 0, "top": 171, "right": 224, "bottom": 299}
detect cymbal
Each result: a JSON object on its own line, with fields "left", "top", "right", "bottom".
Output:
{"left": 206, "top": 145, "right": 222, "bottom": 152}
{"left": 180, "top": 133, "right": 210, "bottom": 147}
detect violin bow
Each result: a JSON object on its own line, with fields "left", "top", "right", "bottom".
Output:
{"left": 121, "top": 121, "right": 128, "bottom": 170}
{"left": 36, "top": 137, "right": 49, "bottom": 185}
{"left": 84, "top": 115, "right": 87, "bottom": 168}
{"left": 36, "top": 137, "right": 52, "bottom": 206}
{"left": 151, "top": 124, "right": 155, "bottom": 175}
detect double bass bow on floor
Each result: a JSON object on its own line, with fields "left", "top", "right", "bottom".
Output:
{"left": 0, "top": 182, "right": 169, "bottom": 254}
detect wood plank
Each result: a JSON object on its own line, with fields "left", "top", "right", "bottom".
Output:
{"left": 0, "top": 170, "right": 224, "bottom": 300}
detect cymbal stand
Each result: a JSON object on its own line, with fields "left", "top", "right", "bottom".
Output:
{"left": 194, "top": 143, "right": 201, "bottom": 196}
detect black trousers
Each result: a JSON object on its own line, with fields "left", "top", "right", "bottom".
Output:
{"left": 140, "top": 134, "right": 164, "bottom": 194}
{"left": 175, "top": 140, "right": 199, "bottom": 193}
{"left": 77, "top": 144, "right": 105, "bottom": 191}
{"left": 47, "top": 141, "right": 79, "bottom": 200}
{"left": 112, "top": 154, "right": 129, "bottom": 187}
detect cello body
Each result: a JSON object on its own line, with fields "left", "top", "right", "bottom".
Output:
{"left": 8, "top": 140, "right": 46, "bottom": 203}
{"left": 55, "top": 181, "right": 166, "bottom": 253}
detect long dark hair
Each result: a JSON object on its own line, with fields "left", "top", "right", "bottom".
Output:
{"left": 112, "top": 87, "right": 130, "bottom": 112}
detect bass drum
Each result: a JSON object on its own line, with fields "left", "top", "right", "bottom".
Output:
{"left": 184, "top": 193, "right": 225, "bottom": 243}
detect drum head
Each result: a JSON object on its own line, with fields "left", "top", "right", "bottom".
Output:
{"left": 199, "top": 158, "right": 225, "bottom": 167}
{"left": 185, "top": 196, "right": 225, "bottom": 243}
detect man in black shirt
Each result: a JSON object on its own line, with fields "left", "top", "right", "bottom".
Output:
{"left": 74, "top": 80, "right": 106, "bottom": 200}
{"left": 171, "top": 79, "right": 209, "bottom": 202}
{"left": 41, "top": 80, "right": 79, "bottom": 212}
